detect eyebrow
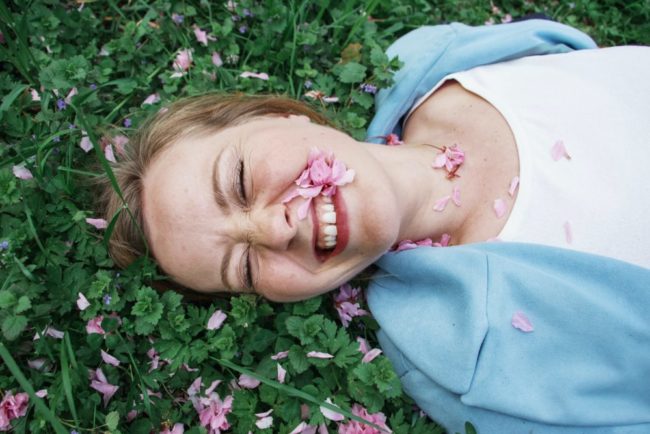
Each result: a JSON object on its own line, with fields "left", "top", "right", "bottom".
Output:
{"left": 212, "top": 148, "right": 234, "bottom": 291}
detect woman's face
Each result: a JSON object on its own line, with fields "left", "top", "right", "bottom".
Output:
{"left": 142, "top": 115, "right": 402, "bottom": 301}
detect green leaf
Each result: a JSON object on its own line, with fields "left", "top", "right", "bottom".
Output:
{"left": 2, "top": 314, "right": 27, "bottom": 340}
{"left": 465, "top": 421, "right": 478, "bottom": 434}
{"left": 335, "top": 61, "right": 367, "bottom": 84}
{"left": 14, "top": 295, "right": 31, "bottom": 313}
{"left": 106, "top": 411, "right": 120, "bottom": 431}
{"left": 0, "top": 290, "right": 16, "bottom": 309}
{"left": 0, "top": 83, "right": 27, "bottom": 121}
{"left": 292, "top": 296, "right": 322, "bottom": 316}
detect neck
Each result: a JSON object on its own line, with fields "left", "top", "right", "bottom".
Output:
{"left": 366, "top": 142, "right": 473, "bottom": 246}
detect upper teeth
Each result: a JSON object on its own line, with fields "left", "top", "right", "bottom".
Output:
{"left": 318, "top": 202, "right": 338, "bottom": 249}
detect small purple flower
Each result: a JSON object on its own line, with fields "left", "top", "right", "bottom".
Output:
{"left": 304, "top": 80, "right": 313, "bottom": 89}
{"left": 360, "top": 83, "right": 377, "bottom": 94}
{"left": 103, "top": 294, "right": 112, "bottom": 305}
{"left": 89, "top": 83, "right": 97, "bottom": 90}
{"left": 243, "top": 8, "right": 253, "bottom": 17}
{"left": 0, "top": 240, "right": 9, "bottom": 250}
{"left": 68, "top": 123, "right": 76, "bottom": 129}
{"left": 56, "top": 99, "right": 66, "bottom": 110}
{"left": 53, "top": 136, "right": 61, "bottom": 143}
{"left": 123, "top": 118, "right": 132, "bottom": 128}
{"left": 231, "top": 14, "right": 241, "bottom": 22}
{"left": 238, "top": 25, "right": 248, "bottom": 33}
{"left": 171, "top": 13, "right": 184, "bottom": 24}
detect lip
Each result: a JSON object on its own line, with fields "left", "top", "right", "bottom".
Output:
{"left": 311, "top": 189, "right": 349, "bottom": 262}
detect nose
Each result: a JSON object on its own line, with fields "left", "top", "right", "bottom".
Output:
{"left": 248, "top": 203, "right": 297, "bottom": 251}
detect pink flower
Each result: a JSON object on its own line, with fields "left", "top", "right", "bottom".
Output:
{"left": 86, "top": 315, "right": 106, "bottom": 335}
{"left": 12, "top": 164, "right": 33, "bottom": 180}
{"left": 77, "top": 292, "right": 90, "bottom": 310}
{"left": 212, "top": 52, "right": 223, "bottom": 67}
{"left": 197, "top": 393, "right": 233, "bottom": 434}
{"left": 304, "top": 90, "right": 339, "bottom": 103}
{"left": 171, "top": 49, "right": 193, "bottom": 77}
{"left": 452, "top": 185, "right": 461, "bottom": 207}
{"left": 0, "top": 391, "right": 29, "bottom": 431}
{"left": 357, "top": 337, "right": 370, "bottom": 354}
{"left": 104, "top": 144, "right": 116, "bottom": 163}
{"left": 207, "top": 309, "right": 227, "bottom": 330}
{"left": 501, "top": 13, "right": 513, "bottom": 23}
{"left": 193, "top": 26, "right": 210, "bottom": 46}
{"left": 143, "top": 93, "right": 161, "bottom": 105}
{"left": 30, "top": 88, "right": 41, "bottom": 101}
{"left": 255, "top": 409, "right": 273, "bottom": 429}
{"left": 237, "top": 374, "right": 260, "bottom": 389}
{"left": 432, "top": 233, "right": 451, "bottom": 247}
{"left": 35, "top": 389, "right": 47, "bottom": 398}
{"left": 392, "top": 238, "right": 433, "bottom": 252}
{"left": 511, "top": 311, "right": 534, "bottom": 333}
{"left": 283, "top": 148, "right": 355, "bottom": 220}
{"left": 334, "top": 283, "right": 367, "bottom": 327}
{"left": 433, "top": 195, "right": 451, "bottom": 212}
{"left": 338, "top": 403, "right": 392, "bottom": 434}
{"left": 271, "top": 350, "right": 289, "bottom": 360}
{"left": 362, "top": 348, "right": 382, "bottom": 364}
{"left": 64, "top": 87, "right": 78, "bottom": 104}
{"left": 89, "top": 367, "right": 119, "bottom": 407}
{"left": 508, "top": 176, "right": 520, "bottom": 197}
{"left": 320, "top": 397, "right": 344, "bottom": 421}
{"left": 160, "top": 423, "right": 185, "bottom": 434}
{"left": 551, "top": 140, "right": 571, "bottom": 161}
{"left": 493, "top": 198, "right": 507, "bottom": 218}
{"left": 239, "top": 71, "right": 269, "bottom": 80}
{"left": 86, "top": 218, "right": 108, "bottom": 230}
{"left": 147, "top": 347, "right": 161, "bottom": 372}
{"left": 33, "top": 326, "right": 64, "bottom": 340}
{"left": 111, "top": 135, "right": 129, "bottom": 156}
{"left": 101, "top": 350, "right": 121, "bottom": 366}
{"left": 432, "top": 144, "right": 465, "bottom": 178}
{"left": 277, "top": 363, "right": 286, "bottom": 384}
{"left": 384, "top": 133, "right": 403, "bottom": 146}
{"left": 80, "top": 134, "right": 93, "bottom": 153}
{"left": 307, "top": 351, "right": 334, "bottom": 359}
{"left": 28, "top": 359, "right": 46, "bottom": 370}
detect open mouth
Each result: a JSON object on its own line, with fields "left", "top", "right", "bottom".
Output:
{"left": 311, "top": 191, "right": 349, "bottom": 262}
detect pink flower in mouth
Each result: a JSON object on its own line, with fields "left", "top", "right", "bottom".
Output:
{"left": 334, "top": 283, "right": 368, "bottom": 327}
{"left": 432, "top": 144, "right": 465, "bottom": 178}
{"left": 282, "top": 148, "right": 355, "bottom": 220}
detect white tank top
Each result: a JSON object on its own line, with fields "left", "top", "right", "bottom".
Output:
{"left": 407, "top": 47, "right": 650, "bottom": 268}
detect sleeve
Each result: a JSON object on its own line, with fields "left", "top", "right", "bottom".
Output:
{"left": 367, "top": 243, "right": 650, "bottom": 433}
{"left": 366, "top": 19, "right": 597, "bottom": 141}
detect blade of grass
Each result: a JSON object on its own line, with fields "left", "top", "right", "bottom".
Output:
{"left": 103, "top": 207, "right": 123, "bottom": 248}
{"left": 0, "top": 342, "right": 69, "bottom": 434}
{"left": 0, "top": 83, "right": 28, "bottom": 121}
{"left": 215, "top": 357, "right": 391, "bottom": 433}
{"left": 60, "top": 339, "right": 80, "bottom": 429}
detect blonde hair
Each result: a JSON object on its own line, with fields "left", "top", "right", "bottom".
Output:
{"left": 99, "top": 93, "right": 331, "bottom": 275}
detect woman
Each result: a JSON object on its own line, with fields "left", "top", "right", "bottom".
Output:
{"left": 102, "top": 19, "right": 650, "bottom": 433}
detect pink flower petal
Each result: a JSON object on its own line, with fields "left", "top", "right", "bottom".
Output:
{"left": 80, "top": 135, "right": 93, "bottom": 153}
{"left": 271, "top": 350, "right": 289, "bottom": 360}
{"left": 101, "top": 350, "right": 121, "bottom": 366}
{"left": 307, "top": 351, "right": 334, "bottom": 359}
{"left": 207, "top": 309, "right": 227, "bottom": 330}
{"left": 322, "top": 96, "right": 339, "bottom": 103}
{"left": 142, "top": 93, "right": 160, "bottom": 105}
{"left": 508, "top": 176, "right": 520, "bottom": 197}
{"left": 452, "top": 185, "right": 461, "bottom": 207}
{"left": 28, "top": 359, "right": 46, "bottom": 370}
{"left": 193, "top": 26, "right": 209, "bottom": 46}
{"left": 361, "top": 348, "right": 382, "bottom": 363}
{"left": 85, "top": 218, "right": 108, "bottom": 229}
{"left": 64, "top": 87, "right": 78, "bottom": 104}
{"left": 86, "top": 316, "right": 106, "bottom": 335}
{"left": 173, "top": 49, "right": 192, "bottom": 72}
{"left": 77, "top": 292, "right": 90, "bottom": 310}
{"left": 357, "top": 337, "right": 369, "bottom": 354}
{"left": 35, "top": 389, "right": 47, "bottom": 398}
{"left": 432, "top": 153, "right": 447, "bottom": 169}
{"left": 30, "top": 88, "right": 41, "bottom": 101}
{"left": 212, "top": 52, "right": 223, "bottom": 67}
{"left": 433, "top": 233, "right": 451, "bottom": 247}
{"left": 256, "top": 416, "right": 273, "bottom": 429}
{"left": 493, "top": 198, "right": 507, "bottom": 218}
{"left": 320, "top": 398, "right": 344, "bottom": 421}
{"left": 277, "top": 363, "right": 286, "bottom": 384}
{"left": 12, "top": 164, "right": 33, "bottom": 180}
{"left": 289, "top": 422, "right": 309, "bottom": 434}
{"left": 564, "top": 221, "right": 573, "bottom": 244}
{"left": 111, "top": 135, "right": 129, "bottom": 156}
{"left": 238, "top": 374, "right": 260, "bottom": 389}
{"left": 551, "top": 140, "right": 571, "bottom": 161}
{"left": 240, "top": 71, "right": 269, "bottom": 80}
{"left": 433, "top": 195, "right": 451, "bottom": 212}
{"left": 104, "top": 144, "right": 116, "bottom": 163}
{"left": 512, "top": 311, "right": 534, "bottom": 333}
{"left": 296, "top": 197, "right": 313, "bottom": 220}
